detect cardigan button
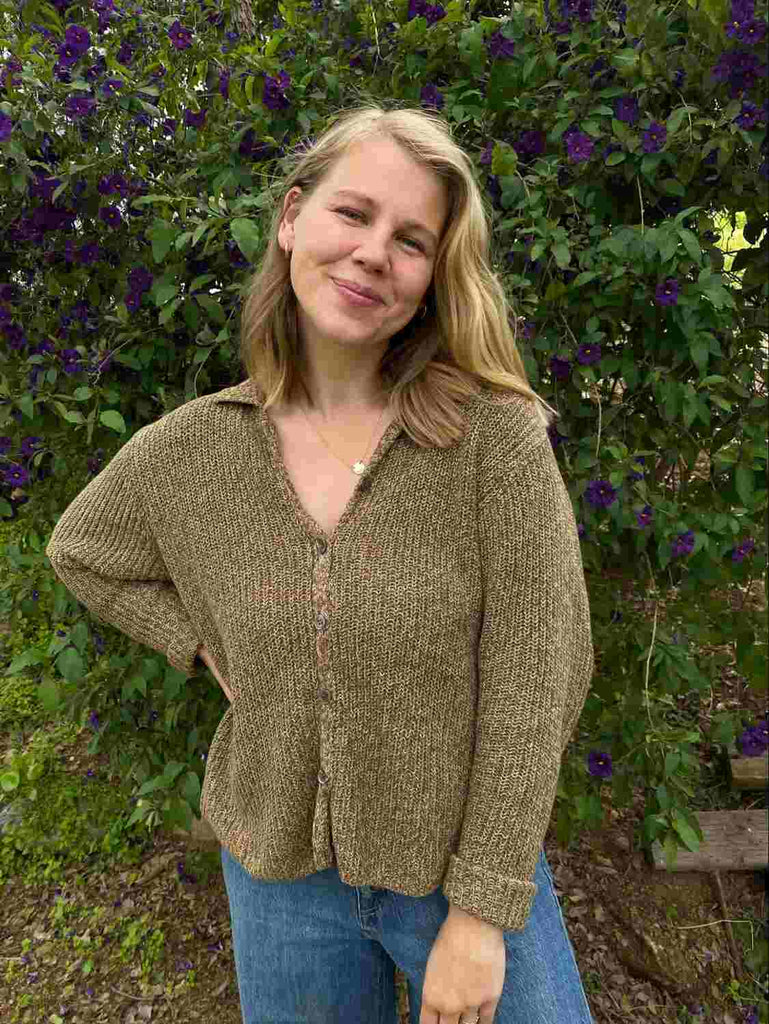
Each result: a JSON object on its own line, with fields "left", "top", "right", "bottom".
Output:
{"left": 316, "top": 611, "right": 329, "bottom": 632}
{"left": 316, "top": 538, "right": 327, "bottom": 555}
{"left": 318, "top": 687, "right": 330, "bottom": 702}
{"left": 318, "top": 770, "right": 329, "bottom": 785}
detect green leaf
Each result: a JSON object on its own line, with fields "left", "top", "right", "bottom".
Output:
{"left": 672, "top": 812, "right": 701, "bottom": 853}
{"left": 611, "top": 48, "right": 639, "bottom": 70}
{"left": 37, "top": 677, "right": 60, "bottom": 713}
{"left": 229, "top": 217, "right": 261, "bottom": 263}
{"left": 660, "top": 178, "right": 686, "bottom": 197}
{"left": 641, "top": 152, "right": 664, "bottom": 177}
{"left": 659, "top": 232, "right": 679, "bottom": 263}
{"left": 147, "top": 219, "right": 178, "bottom": 263}
{"left": 678, "top": 228, "right": 701, "bottom": 262}
{"left": 674, "top": 205, "right": 702, "bottom": 226}
{"left": 611, "top": 118, "right": 632, "bottom": 145}
{"left": 523, "top": 54, "right": 539, "bottom": 83}
{"left": 191, "top": 221, "right": 210, "bottom": 247}
{"left": 572, "top": 271, "right": 599, "bottom": 287}
{"left": 606, "top": 150, "right": 626, "bottom": 165}
{"left": 552, "top": 242, "right": 571, "bottom": 268}
{"left": 159, "top": 296, "right": 183, "bottom": 325}
{"left": 666, "top": 107, "right": 688, "bottom": 135}
{"left": 663, "top": 830, "right": 679, "bottom": 871}
{"left": 100, "top": 409, "right": 126, "bottom": 434}
{"left": 690, "top": 337, "right": 709, "bottom": 374}
{"left": 735, "top": 464, "right": 754, "bottom": 506}
{"left": 55, "top": 647, "right": 86, "bottom": 683}
{"left": 195, "top": 294, "right": 227, "bottom": 325}
{"left": 1, "top": 769, "right": 20, "bottom": 793}
{"left": 182, "top": 771, "right": 201, "bottom": 806}
{"left": 154, "top": 283, "right": 177, "bottom": 307}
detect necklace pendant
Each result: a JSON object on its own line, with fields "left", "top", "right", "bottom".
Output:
{"left": 352, "top": 461, "right": 366, "bottom": 475}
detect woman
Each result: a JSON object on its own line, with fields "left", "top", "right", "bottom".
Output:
{"left": 46, "top": 103, "right": 596, "bottom": 1024}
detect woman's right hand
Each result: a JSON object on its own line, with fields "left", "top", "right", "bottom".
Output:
{"left": 196, "top": 644, "right": 234, "bottom": 703}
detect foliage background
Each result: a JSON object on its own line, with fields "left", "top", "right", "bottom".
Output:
{"left": 0, "top": 0, "right": 767, "bottom": 880}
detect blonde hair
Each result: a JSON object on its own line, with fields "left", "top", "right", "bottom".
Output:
{"left": 239, "top": 100, "right": 558, "bottom": 448}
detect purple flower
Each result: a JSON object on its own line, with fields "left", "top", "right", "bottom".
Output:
{"left": 712, "top": 47, "right": 768, "bottom": 97}
{"left": 102, "top": 78, "right": 123, "bottom": 96}
{"left": 585, "top": 479, "right": 618, "bottom": 509}
{"left": 117, "top": 42, "right": 134, "bottom": 66}
{"left": 725, "top": 2, "right": 766, "bottom": 46}
{"left": 65, "top": 93, "right": 96, "bottom": 119}
{"left": 738, "top": 726, "right": 767, "bottom": 757}
{"left": 549, "top": 356, "right": 572, "bottom": 381}
{"left": 0, "top": 112, "right": 12, "bottom": 141}
{"left": 734, "top": 100, "right": 766, "bottom": 128}
{"left": 732, "top": 537, "right": 756, "bottom": 562}
{"left": 614, "top": 95, "right": 639, "bottom": 124}
{"left": 99, "top": 206, "right": 122, "bottom": 228}
{"left": 635, "top": 505, "right": 653, "bottom": 527}
{"left": 655, "top": 278, "right": 679, "bottom": 306}
{"left": 577, "top": 343, "right": 601, "bottom": 365}
{"left": 262, "top": 69, "right": 292, "bottom": 113}
{"left": 671, "top": 529, "right": 695, "bottom": 558}
{"left": 514, "top": 130, "right": 546, "bottom": 158}
{"left": 65, "top": 24, "right": 90, "bottom": 55}
{"left": 642, "top": 121, "right": 667, "bottom": 152}
{"left": 588, "top": 751, "right": 613, "bottom": 778}
{"left": 129, "top": 265, "right": 153, "bottom": 294}
{"left": 561, "top": 0, "right": 595, "bottom": 23}
{"left": 740, "top": 20, "right": 767, "bottom": 45}
{"left": 731, "top": 0, "right": 754, "bottom": 17}
{"left": 487, "top": 29, "right": 516, "bottom": 59}
{"left": 169, "top": 20, "right": 194, "bottom": 49}
{"left": 184, "top": 108, "right": 207, "bottom": 129}
{"left": 566, "top": 131, "right": 595, "bottom": 163}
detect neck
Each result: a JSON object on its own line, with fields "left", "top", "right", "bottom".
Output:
{"left": 295, "top": 378, "right": 389, "bottom": 423}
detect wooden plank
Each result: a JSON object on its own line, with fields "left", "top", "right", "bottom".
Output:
{"left": 729, "top": 755, "right": 769, "bottom": 791}
{"left": 651, "top": 810, "right": 768, "bottom": 872}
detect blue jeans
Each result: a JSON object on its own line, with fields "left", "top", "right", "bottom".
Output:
{"left": 220, "top": 844, "right": 595, "bottom": 1023}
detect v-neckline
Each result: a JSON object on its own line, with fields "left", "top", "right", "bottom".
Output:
{"left": 258, "top": 402, "right": 402, "bottom": 543}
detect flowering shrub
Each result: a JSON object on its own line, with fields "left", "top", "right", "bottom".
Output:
{"left": 0, "top": 0, "right": 766, "bottom": 867}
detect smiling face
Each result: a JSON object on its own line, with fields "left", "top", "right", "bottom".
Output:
{"left": 277, "top": 135, "right": 449, "bottom": 366}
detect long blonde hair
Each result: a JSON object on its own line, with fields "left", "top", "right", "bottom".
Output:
{"left": 239, "top": 101, "right": 558, "bottom": 447}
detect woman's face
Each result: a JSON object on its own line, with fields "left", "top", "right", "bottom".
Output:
{"left": 278, "top": 136, "right": 448, "bottom": 356}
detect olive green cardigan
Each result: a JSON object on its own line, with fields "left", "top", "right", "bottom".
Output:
{"left": 45, "top": 377, "right": 594, "bottom": 931}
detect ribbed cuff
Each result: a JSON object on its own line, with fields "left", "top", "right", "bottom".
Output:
{"left": 441, "top": 852, "right": 537, "bottom": 932}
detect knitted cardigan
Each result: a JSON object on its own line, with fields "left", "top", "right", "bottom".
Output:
{"left": 45, "top": 377, "right": 594, "bottom": 931}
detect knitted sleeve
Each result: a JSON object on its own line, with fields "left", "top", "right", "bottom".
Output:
{"left": 44, "top": 434, "right": 204, "bottom": 678}
{"left": 441, "top": 429, "right": 594, "bottom": 931}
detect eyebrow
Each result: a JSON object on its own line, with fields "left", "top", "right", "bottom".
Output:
{"left": 330, "top": 189, "right": 438, "bottom": 247}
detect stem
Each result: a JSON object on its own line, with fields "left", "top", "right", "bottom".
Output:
{"left": 637, "top": 175, "right": 645, "bottom": 234}
{"left": 643, "top": 552, "right": 659, "bottom": 731}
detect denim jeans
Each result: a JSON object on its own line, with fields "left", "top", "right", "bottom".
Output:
{"left": 221, "top": 844, "right": 595, "bottom": 1024}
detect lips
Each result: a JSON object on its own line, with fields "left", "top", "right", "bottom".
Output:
{"left": 332, "top": 278, "right": 383, "bottom": 303}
